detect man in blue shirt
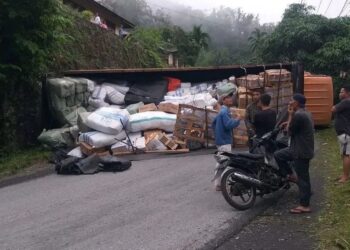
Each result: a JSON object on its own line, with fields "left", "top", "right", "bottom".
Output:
{"left": 212, "top": 91, "right": 242, "bottom": 191}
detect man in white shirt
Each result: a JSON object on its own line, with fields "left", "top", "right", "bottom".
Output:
{"left": 94, "top": 13, "right": 101, "bottom": 25}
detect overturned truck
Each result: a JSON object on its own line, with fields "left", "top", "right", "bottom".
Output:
{"left": 39, "top": 63, "right": 305, "bottom": 158}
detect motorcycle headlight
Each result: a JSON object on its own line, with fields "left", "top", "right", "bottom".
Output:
{"left": 214, "top": 154, "right": 229, "bottom": 163}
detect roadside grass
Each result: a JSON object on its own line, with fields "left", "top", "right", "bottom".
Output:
{"left": 316, "top": 129, "right": 350, "bottom": 250}
{"left": 0, "top": 147, "right": 50, "bottom": 178}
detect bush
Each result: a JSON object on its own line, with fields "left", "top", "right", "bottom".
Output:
{"left": 81, "top": 10, "right": 94, "bottom": 21}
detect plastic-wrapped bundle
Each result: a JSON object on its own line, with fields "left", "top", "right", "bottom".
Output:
{"left": 79, "top": 131, "right": 126, "bottom": 148}
{"left": 104, "top": 86, "right": 125, "bottom": 105}
{"left": 127, "top": 111, "right": 176, "bottom": 132}
{"left": 86, "top": 107, "right": 130, "bottom": 135}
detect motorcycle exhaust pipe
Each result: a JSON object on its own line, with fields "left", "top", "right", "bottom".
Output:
{"left": 232, "top": 172, "right": 271, "bottom": 189}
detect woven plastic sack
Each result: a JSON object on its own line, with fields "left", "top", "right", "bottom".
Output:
{"left": 216, "top": 82, "right": 238, "bottom": 97}
{"left": 38, "top": 128, "right": 74, "bottom": 149}
{"left": 104, "top": 86, "right": 125, "bottom": 105}
{"left": 48, "top": 78, "right": 75, "bottom": 98}
{"left": 126, "top": 102, "right": 144, "bottom": 114}
{"left": 64, "top": 107, "right": 87, "bottom": 126}
{"left": 86, "top": 107, "right": 130, "bottom": 135}
{"left": 127, "top": 111, "right": 176, "bottom": 132}
{"left": 79, "top": 131, "right": 127, "bottom": 148}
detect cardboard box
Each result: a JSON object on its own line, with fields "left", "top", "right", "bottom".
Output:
{"left": 231, "top": 108, "right": 246, "bottom": 119}
{"left": 260, "top": 69, "right": 292, "bottom": 86}
{"left": 234, "top": 135, "right": 249, "bottom": 147}
{"left": 158, "top": 103, "right": 179, "bottom": 114}
{"left": 158, "top": 133, "right": 178, "bottom": 150}
{"left": 139, "top": 103, "right": 158, "bottom": 113}
{"left": 238, "top": 94, "right": 252, "bottom": 109}
{"left": 111, "top": 141, "right": 130, "bottom": 154}
{"left": 144, "top": 130, "right": 163, "bottom": 144}
{"left": 236, "top": 74, "right": 264, "bottom": 89}
{"left": 231, "top": 108, "right": 249, "bottom": 148}
{"left": 174, "top": 139, "right": 187, "bottom": 149}
{"left": 79, "top": 142, "right": 110, "bottom": 156}
{"left": 145, "top": 132, "right": 168, "bottom": 151}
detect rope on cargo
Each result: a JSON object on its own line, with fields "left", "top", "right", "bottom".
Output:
{"left": 119, "top": 118, "right": 145, "bottom": 154}
{"left": 258, "top": 64, "right": 266, "bottom": 89}
{"left": 276, "top": 63, "right": 283, "bottom": 113}
{"left": 240, "top": 66, "right": 248, "bottom": 107}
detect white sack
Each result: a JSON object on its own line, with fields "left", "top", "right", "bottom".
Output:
{"left": 104, "top": 86, "right": 125, "bottom": 105}
{"left": 88, "top": 97, "right": 110, "bottom": 109}
{"left": 92, "top": 85, "right": 108, "bottom": 100}
{"left": 111, "top": 132, "right": 145, "bottom": 151}
{"left": 86, "top": 107, "right": 130, "bottom": 135}
{"left": 184, "top": 93, "right": 217, "bottom": 108}
{"left": 102, "top": 83, "right": 130, "bottom": 95}
{"left": 67, "top": 147, "right": 84, "bottom": 158}
{"left": 79, "top": 131, "right": 127, "bottom": 148}
{"left": 127, "top": 111, "right": 176, "bottom": 132}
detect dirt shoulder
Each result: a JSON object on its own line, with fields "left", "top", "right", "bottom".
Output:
{"left": 0, "top": 161, "right": 54, "bottom": 188}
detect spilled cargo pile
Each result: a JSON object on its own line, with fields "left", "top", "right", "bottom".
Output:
{"left": 39, "top": 68, "right": 294, "bottom": 168}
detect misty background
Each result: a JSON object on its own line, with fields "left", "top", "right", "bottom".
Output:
{"left": 97, "top": 0, "right": 276, "bottom": 65}
{"left": 96, "top": 0, "right": 350, "bottom": 67}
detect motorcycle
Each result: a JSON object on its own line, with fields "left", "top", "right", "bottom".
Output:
{"left": 214, "top": 127, "right": 290, "bottom": 210}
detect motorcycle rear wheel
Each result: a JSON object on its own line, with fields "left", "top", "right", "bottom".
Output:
{"left": 221, "top": 169, "right": 256, "bottom": 210}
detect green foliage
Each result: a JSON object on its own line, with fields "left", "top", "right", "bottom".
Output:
{"left": 161, "top": 26, "right": 201, "bottom": 66}
{"left": 258, "top": 3, "right": 350, "bottom": 97}
{"left": 81, "top": 10, "right": 94, "bottom": 21}
{"left": 190, "top": 25, "right": 210, "bottom": 49}
{"left": 260, "top": 3, "right": 350, "bottom": 71}
{"left": 125, "top": 25, "right": 211, "bottom": 67}
{"left": 315, "top": 129, "right": 350, "bottom": 250}
{"left": 196, "top": 48, "right": 233, "bottom": 66}
{"left": 0, "top": 147, "right": 50, "bottom": 177}
{"left": 0, "top": 0, "right": 71, "bottom": 82}
{"left": 0, "top": 1, "right": 173, "bottom": 154}
{"left": 100, "top": 0, "right": 273, "bottom": 65}
{"left": 0, "top": 0, "right": 71, "bottom": 153}
{"left": 125, "top": 27, "right": 166, "bottom": 67}
{"left": 99, "top": 0, "right": 170, "bottom": 26}
{"left": 51, "top": 5, "right": 149, "bottom": 70}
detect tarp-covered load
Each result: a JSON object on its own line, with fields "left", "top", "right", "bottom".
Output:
{"left": 125, "top": 78, "right": 168, "bottom": 105}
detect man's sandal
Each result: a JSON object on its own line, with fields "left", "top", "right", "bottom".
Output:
{"left": 289, "top": 207, "right": 312, "bottom": 214}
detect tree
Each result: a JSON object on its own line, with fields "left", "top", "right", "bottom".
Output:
{"left": 0, "top": 0, "right": 69, "bottom": 82}
{"left": 0, "top": 0, "right": 70, "bottom": 152}
{"left": 191, "top": 25, "right": 210, "bottom": 49}
{"left": 260, "top": 3, "right": 350, "bottom": 99}
{"left": 126, "top": 27, "right": 166, "bottom": 67}
{"left": 248, "top": 28, "right": 266, "bottom": 53}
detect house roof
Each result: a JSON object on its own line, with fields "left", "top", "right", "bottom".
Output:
{"left": 64, "top": 0, "right": 135, "bottom": 28}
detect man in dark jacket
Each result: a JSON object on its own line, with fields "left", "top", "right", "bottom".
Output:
{"left": 332, "top": 84, "right": 350, "bottom": 183}
{"left": 274, "top": 94, "right": 314, "bottom": 214}
{"left": 245, "top": 89, "right": 262, "bottom": 137}
{"left": 253, "top": 93, "right": 276, "bottom": 138}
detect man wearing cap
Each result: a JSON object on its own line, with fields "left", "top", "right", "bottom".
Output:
{"left": 332, "top": 84, "right": 350, "bottom": 183}
{"left": 274, "top": 93, "right": 314, "bottom": 214}
{"left": 212, "top": 91, "right": 242, "bottom": 191}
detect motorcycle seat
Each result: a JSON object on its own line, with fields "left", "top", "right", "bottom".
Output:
{"left": 228, "top": 152, "right": 264, "bottom": 160}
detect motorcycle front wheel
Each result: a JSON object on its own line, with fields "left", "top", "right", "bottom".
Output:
{"left": 221, "top": 169, "right": 256, "bottom": 210}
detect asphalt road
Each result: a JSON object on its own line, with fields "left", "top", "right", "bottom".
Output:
{"left": 0, "top": 154, "right": 281, "bottom": 250}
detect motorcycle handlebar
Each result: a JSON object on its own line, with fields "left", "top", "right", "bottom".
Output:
{"left": 251, "top": 127, "right": 282, "bottom": 151}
